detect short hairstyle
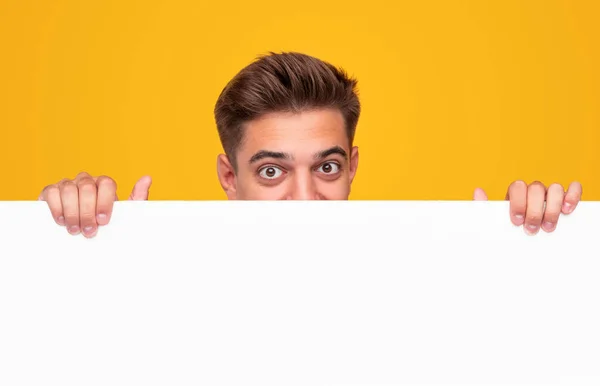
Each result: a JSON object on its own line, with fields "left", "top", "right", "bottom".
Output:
{"left": 214, "top": 52, "right": 360, "bottom": 167}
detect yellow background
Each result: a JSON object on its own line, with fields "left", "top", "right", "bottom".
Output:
{"left": 1, "top": 0, "right": 598, "bottom": 200}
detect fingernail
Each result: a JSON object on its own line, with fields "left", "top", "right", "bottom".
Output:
{"left": 514, "top": 214, "right": 524, "bottom": 225}
{"left": 542, "top": 222, "right": 555, "bottom": 231}
{"left": 68, "top": 226, "right": 80, "bottom": 234}
{"left": 57, "top": 216, "right": 65, "bottom": 225}
{"left": 525, "top": 224, "right": 538, "bottom": 235}
{"left": 563, "top": 202, "right": 573, "bottom": 213}
{"left": 83, "top": 226, "right": 95, "bottom": 235}
{"left": 97, "top": 213, "right": 107, "bottom": 223}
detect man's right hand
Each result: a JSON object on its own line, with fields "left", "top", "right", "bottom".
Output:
{"left": 38, "top": 172, "right": 152, "bottom": 238}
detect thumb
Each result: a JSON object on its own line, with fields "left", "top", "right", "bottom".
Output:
{"left": 473, "top": 187, "right": 488, "bottom": 201}
{"left": 128, "top": 175, "right": 152, "bottom": 200}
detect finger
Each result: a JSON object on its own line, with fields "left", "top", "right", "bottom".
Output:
{"left": 506, "top": 180, "right": 527, "bottom": 226}
{"left": 96, "top": 176, "right": 117, "bottom": 226}
{"left": 77, "top": 176, "right": 98, "bottom": 238}
{"left": 524, "top": 182, "right": 546, "bottom": 235}
{"left": 541, "top": 183, "right": 564, "bottom": 233}
{"left": 40, "top": 185, "right": 65, "bottom": 225}
{"left": 129, "top": 175, "right": 152, "bottom": 200}
{"left": 562, "top": 181, "right": 583, "bottom": 214}
{"left": 59, "top": 180, "right": 80, "bottom": 235}
{"left": 473, "top": 188, "right": 488, "bottom": 201}
{"left": 74, "top": 171, "right": 94, "bottom": 184}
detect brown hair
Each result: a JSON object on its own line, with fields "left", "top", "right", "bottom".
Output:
{"left": 214, "top": 52, "right": 360, "bottom": 167}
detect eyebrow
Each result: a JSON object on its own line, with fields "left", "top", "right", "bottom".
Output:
{"left": 248, "top": 146, "right": 348, "bottom": 164}
{"left": 249, "top": 150, "right": 292, "bottom": 164}
{"left": 315, "top": 146, "right": 348, "bottom": 160}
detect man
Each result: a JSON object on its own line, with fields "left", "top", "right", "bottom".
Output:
{"left": 38, "top": 52, "right": 583, "bottom": 238}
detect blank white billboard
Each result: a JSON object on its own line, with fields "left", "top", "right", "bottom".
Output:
{"left": 1, "top": 201, "right": 599, "bottom": 385}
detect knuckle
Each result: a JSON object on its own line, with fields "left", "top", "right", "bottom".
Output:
{"left": 96, "top": 175, "right": 117, "bottom": 188}
{"left": 80, "top": 213, "right": 96, "bottom": 224}
{"left": 76, "top": 177, "right": 96, "bottom": 187}
{"left": 44, "top": 185, "right": 60, "bottom": 196}
{"left": 59, "top": 181, "right": 78, "bottom": 194}
{"left": 77, "top": 180, "right": 97, "bottom": 193}
{"left": 510, "top": 180, "right": 527, "bottom": 190}
{"left": 75, "top": 171, "right": 92, "bottom": 179}
{"left": 63, "top": 212, "right": 79, "bottom": 221}
{"left": 512, "top": 205, "right": 526, "bottom": 214}
{"left": 548, "top": 182, "right": 564, "bottom": 191}
{"left": 57, "top": 179, "right": 70, "bottom": 188}
{"left": 528, "top": 182, "right": 546, "bottom": 194}
{"left": 568, "top": 181, "right": 583, "bottom": 196}
{"left": 508, "top": 181, "right": 527, "bottom": 199}
{"left": 529, "top": 180, "right": 545, "bottom": 188}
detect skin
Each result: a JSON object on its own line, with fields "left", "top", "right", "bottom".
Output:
{"left": 216, "top": 109, "right": 358, "bottom": 200}
{"left": 39, "top": 108, "right": 583, "bottom": 238}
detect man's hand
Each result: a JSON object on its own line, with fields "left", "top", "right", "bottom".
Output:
{"left": 473, "top": 181, "right": 583, "bottom": 235}
{"left": 38, "top": 172, "right": 152, "bottom": 238}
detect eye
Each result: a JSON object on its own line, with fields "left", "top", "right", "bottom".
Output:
{"left": 316, "top": 162, "right": 340, "bottom": 174}
{"left": 258, "top": 166, "right": 284, "bottom": 180}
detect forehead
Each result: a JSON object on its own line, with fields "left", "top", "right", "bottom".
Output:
{"left": 238, "top": 109, "right": 349, "bottom": 156}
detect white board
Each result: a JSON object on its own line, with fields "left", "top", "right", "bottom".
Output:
{"left": 0, "top": 201, "right": 599, "bottom": 386}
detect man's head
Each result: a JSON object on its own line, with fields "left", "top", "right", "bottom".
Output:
{"left": 214, "top": 52, "right": 360, "bottom": 200}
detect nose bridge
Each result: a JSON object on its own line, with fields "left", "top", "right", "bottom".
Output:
{"left": 291, "top": 169, "right": 317, "bottom": 200}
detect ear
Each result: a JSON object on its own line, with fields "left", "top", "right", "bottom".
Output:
{"left": 349, "top": 146, "right": 359, "bottom": 185}
{"left": 216, "top": 154, "right": 237, "bottom": 200}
